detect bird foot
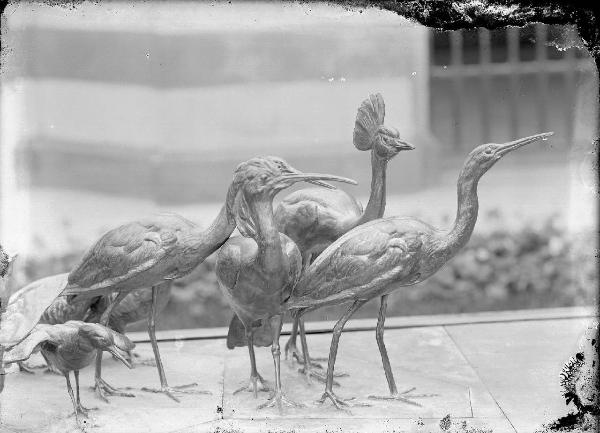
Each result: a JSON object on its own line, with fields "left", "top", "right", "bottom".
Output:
{"left": 285, "top": 341, "right": 328, "bottom": 368}
{"left": 76, "top": 404, "right": 98, "bottom": 417}
{"left": 92, "top": 378, "right": 136, "bottom": 403}
{"left": 298, "top": 366, "right": 342, "bottom": 387}
{"left": 367, "top": 386, "right": 438, "bottom": 407}
{"left": 233, "top": 373, "right": 272, "bottom": 398}
{"left": 257, "top": 390, "right": 304, "bottom": 413}
{"left": 43, "top": 366, "right": 62, "bottom": 376}
{"left": 136, "top": 358, "right": 157, "bottom": 368}
{"left": 317, "top": 389, "right": 370, "bottom": 413}
{"left": 140, "top": 383, "right": 211, "bottom": 403}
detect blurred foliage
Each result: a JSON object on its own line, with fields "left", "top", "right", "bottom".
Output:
{"left": 9, "top": 210, "right": 598, "bottom": 331}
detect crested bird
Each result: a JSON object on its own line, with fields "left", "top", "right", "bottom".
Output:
{"left": 58, "top": 156, "right": 256, "bottom": 403}
{"left": 3, "top": 320, "right": 134, "bottom": 430}
{"left": 286, "top": 132, "right": 554, "bottom": 410}
{"left": 273, "top": 93, "right": 414, "bottom": 380}
{"left": 215, "top": 157, "right": 357, "bottom": 410}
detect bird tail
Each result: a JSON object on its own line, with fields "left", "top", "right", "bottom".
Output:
{"left": 226, "top": 314, "right": 274, "bottom": 349}
{"left": 226, "top": 314, "right": 246, "bottom": 349}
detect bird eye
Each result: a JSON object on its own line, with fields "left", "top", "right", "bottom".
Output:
{"left": 485, "top": 147, "right": 494, "bottom": 155}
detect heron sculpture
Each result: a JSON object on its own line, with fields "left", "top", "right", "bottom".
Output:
{"left": 215, "top": 156, "right": 357, "bottom": 410}
{"left": 274, "top": 93, "right": 414, "bottom": 380}
{"left": 286, "top": 132, "right": 553, "bottom": 409}
{"left": 4, "top": 321, "right": 134, "bottom": 430}
{"left": 58, "top": 156, "right": 260, "bottom": 403}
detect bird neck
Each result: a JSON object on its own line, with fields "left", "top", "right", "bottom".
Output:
{"left": 443, "top": 166, "right": 481, "bottom": 257}
{"left": 188, "top": 182, "right": 238, "bottom": 259}
{"left": 248, "top": 195, "right": 283, "bottom": 276}
{"left": 356, "top": 151, "right": 388, "bottom": 226}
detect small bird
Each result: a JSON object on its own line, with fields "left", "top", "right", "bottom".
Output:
{"left": 216, "top": 157, "right": 356, "bottom": 410}
{"left": 287, "top": 132, "right": 553, "bottom": 410}
{"left": 58, "top": 156, "right": 273, "bottom": 402}
{"left": 274, "top": 93, "right": 414, "bottom": 379}
{"left": 4, "top": 273, "right": 103, "bottom": 375}
{"left": 3, "top": 320, "right": 134, "bottom": 429}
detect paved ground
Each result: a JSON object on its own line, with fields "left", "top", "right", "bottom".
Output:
{"left": 0, "top": 308, "right": 594, "bottom": 433}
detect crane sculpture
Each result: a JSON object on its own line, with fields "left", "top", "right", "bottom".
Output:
{"left": 215, "top": 156, "right": 357, "bottom": 410}
{"left": 286, "top": 132, "right": 553, "bottom": 410}
{"left": 4, "top": 321, "right": 134, "bottom": 430}
{"left": 273, "top": 93, "right": 414, "bottom": 381}
{"left": 57, "top": 156, "right": 273, "bottom": 403}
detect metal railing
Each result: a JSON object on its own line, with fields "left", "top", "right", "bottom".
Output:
{"left": 430, "top": 24, "right": 595, "bottom": 152}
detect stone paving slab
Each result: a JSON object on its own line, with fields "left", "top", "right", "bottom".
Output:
{"left": 0, "top": 314, "right": 594, "bottom": 432}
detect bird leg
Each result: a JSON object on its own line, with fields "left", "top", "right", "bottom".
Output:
{"left": 65, "top": 372, "right": 91, "bottom": 430}
{"left": 367, "top": 295, "right": 437, "bottom": 405}
{"left": 234, "top": 328, "right": 272, "bottom": 398}
{"left": 317, "top": 300, "right": 370, "bottom": 413}
{"left": 75, "top": 370, "right": 97, "bottom": 415}
{"left": 297, "top": 317, "right": 346, "bottom": 385}
{"left": 140, "top": 285, "right": 210, "bottom": 402}
{"left": 258, "top": 315, "right": 304, "bottom": 413}
{"left": 93, "top": 291, "right": 135, "bottom": 402}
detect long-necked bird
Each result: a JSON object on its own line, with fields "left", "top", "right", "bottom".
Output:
{"left": 216, "top": 157, "right": 356, "bottom": 411}
{"left": 287, "top": 132, "right": 553, "bottom": 409}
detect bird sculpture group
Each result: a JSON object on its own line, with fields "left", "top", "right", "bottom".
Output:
{"left": 0, "top": 93, "right": 553, "bottom": 429}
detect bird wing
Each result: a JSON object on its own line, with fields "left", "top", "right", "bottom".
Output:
{"left": 289, "top": 219, "right": 422, "bottom": 308}
{"left": 353, "top": 93, "right": 385, "bottom": 151}
{"left": 0, "top": 273, "right": 69, "bottom": 347}
{"left": 3, "top": 324, "right": 57, "bottom": 364}
{"left": 63, "top": 217, "right": 184, "bottom": 296}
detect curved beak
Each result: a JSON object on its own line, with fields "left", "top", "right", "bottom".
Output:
{"left": 391, "top": 139, "right": 415, "bottom": 151}
{"left": 280, "top": 172, "right": 358, "bottom": 190}
{"left": 497, "top": 132, "right": 553, "bottom": 157}
{"left": 108, "top": 345, "right": 133, "bottom": 369}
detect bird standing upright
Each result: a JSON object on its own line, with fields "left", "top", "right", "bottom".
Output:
{"left": 3, "top": 321, "right": 134, "bottom": 430}
{"left": 274, "top": 93, "right": 414, "bottom": 379}
{"left": 58, "top": 156, "right": 252, "bottom": 403}
{"left": 287, "top": 132, "right": 553, "bottom": 409}
{"left": 215, "top": 157, "right": 357, "bottom": 410}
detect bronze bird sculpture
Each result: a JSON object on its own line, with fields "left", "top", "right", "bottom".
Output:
{"left": 3, "top": 321, "right": 134, "bottom": 429}
{"left": 58, "top": 157, "right": 251, "bottom": 403}
{"left": 215, "top": 157, "right": 357, "bottom": 410}
{"left": 286, "top": 132, "right": 554, "bottom": 410}
{"left": 274, "top": 94, "right": 414, "bottom": 380}
{"left": 4, "top": 273, "right": 103, "bottom": 374}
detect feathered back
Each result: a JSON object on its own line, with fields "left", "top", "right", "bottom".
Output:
{"left": 353, "top": 93, "right": 385, "bottom": 151}
{"left": 3, "top": 325, "right": 55, "bottom": 364}
{"left": 0, "top": 273, "right": 69, "bottom": 347}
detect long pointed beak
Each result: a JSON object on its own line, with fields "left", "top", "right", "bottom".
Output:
{"left": 392, "top": 139, "right": 415, "bottom": 151}
{"left": 281, "top": 173, "right": 358, "bottom": 190}
{"left": 108, "top": 346, "right": 133, "bottom": 369}
{"left": 497, "top": 132, "right": 554, "bottom": 156}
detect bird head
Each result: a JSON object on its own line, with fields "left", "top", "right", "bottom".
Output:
{"left": 232, "top": 156, "right": 357, "bottom": 199}
{"left": 77, "top": 323, "right": 134, "bottom": 369}
{"left": 353, "top": 93, "right": 414, "bottom": 161}
{"left": 463, "top": 132, "right": 554, "bottom": 179}
{"left": 372, "top": 125, "right": 414, "bottom": 160}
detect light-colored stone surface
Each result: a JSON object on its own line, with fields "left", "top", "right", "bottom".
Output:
{"left": 0, "top": 314, "right": 594, "bottom": 432}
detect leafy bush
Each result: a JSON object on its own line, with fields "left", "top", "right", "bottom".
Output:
{"left": 8, "top": 211, "right": 598, "bottom": 331}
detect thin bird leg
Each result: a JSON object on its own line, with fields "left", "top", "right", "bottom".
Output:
{"left": 234, "top": 328, "right": 271, "bottom": 397}
{"left": 75, "top": 370, "right": 97, "bottom": 415}
{"left": 298, "top": 317, "right": 347, "bottom": 385}
{"left": 258, "top": 314, "right": 304, "bottom": 412}
{"left": 317, "top": 299, "right": 370, "bottom": 412}
{"left": 65, "top": 372, "right": 87, "bottom": 430}
{"left": 93, "top": 291, "right": 135, "bottom": 402}
{"left": 140, "top": 285, "right": 210, "bottom": 402}
{"left": 368, "top": 294, "right": 438, "bottom": 405}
